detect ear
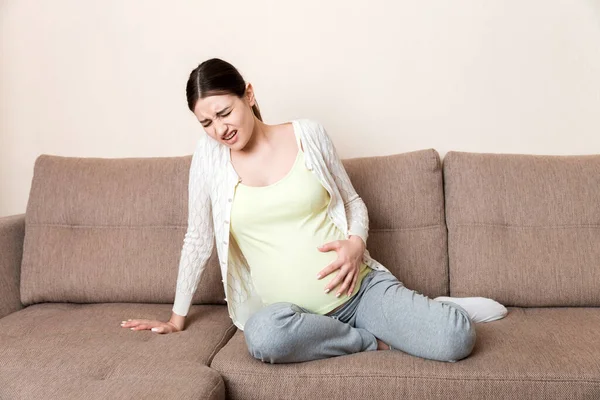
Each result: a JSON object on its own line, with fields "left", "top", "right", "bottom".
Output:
{"left": 245, "top": 82, "right": 256, "bottom": 107}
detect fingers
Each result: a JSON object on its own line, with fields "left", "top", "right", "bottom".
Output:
{"left": 317, "top": 258, "right": 345, "bottom": 280}
{"left": 348, "top": 271, "right": 358, "bottom": 296}
{"left": 337, "top": 269, "right": 355, "bottom": 298}
{"left": 120, "top": 319, "right": 155, "bottom": 331}
{"left": 120, "top": 319, "right": 140, "bottom": 329}
{"left": 324, "top": 267, "right": 355, "bottom": 298}
{"left": 317, "top": 240, "right": 340, "bottom": 252}
{"left": 122, "top": 321, "right": 150, "bottom": 331}
{"left": 120, "top": 319, "right": 178, "bottom": 334}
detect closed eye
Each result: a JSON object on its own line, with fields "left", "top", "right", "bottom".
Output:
{"left": 201, "top": 110, "right": 232, "bottom": 128}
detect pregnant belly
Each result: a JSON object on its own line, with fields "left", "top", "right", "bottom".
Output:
{"left": 249, "top": 251, "right": 350, "bottom": 313}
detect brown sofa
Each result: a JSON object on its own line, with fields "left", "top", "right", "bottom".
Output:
{"left": 1, "top": 148, "right": 599, "bottom": 399}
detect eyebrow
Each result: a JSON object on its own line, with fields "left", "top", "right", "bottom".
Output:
{"left": 200, "top": 107, "right": 230, "bottom": 124}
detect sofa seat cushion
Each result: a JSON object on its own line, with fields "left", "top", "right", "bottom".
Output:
{"left": 211, "top": 307, "right": 600, "bottom": 399}
{"left": 0, "top": 303, "right": 236, "bottom": 399}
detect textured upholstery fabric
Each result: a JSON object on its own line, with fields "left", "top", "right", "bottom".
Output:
{"left": 0, "top": 214, "right": 25, "bottom": 319}
{"left": 0, "top": 365, "right": 225, "bottom": 400}
{"left": 211, "top": 307, "right": 600, "bottom": 399}
{"left": 444, "top": 151, "right": 600, "bottom": 306}
{"left": 0, "top": 303, "right": 234, "bottom": 399}
{"left": 20, "top": 154, "right": 225, "bottom": 307}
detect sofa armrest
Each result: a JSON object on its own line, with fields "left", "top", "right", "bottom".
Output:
{"left": 0, "top": 213, "right": 25, "bottom": 319}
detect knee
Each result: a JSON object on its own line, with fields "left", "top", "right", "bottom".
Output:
{"left": 444, "top": 315, "right": 477, "bottom": 362}
{"left": 243, "top": 303, "right": 297, "bottom": 363}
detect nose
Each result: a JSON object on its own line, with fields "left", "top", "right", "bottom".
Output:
{"left": 213, "top": 119, "right": 227, "bottom": 138}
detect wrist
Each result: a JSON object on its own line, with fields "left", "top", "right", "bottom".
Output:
{"left": 169, "top": 314, "right": 185, "bottom": 331}
{"left": 348, "top": 235, "right": 366, "bottom": 252}
{"left": 167, "top": 321, "right": 183, "bottom": 331}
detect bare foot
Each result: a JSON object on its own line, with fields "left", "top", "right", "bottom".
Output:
{"left": 376, "top": 338, "right": 390, "bottom": 350}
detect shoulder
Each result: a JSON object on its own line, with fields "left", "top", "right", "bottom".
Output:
{"left": 189, "top": 134, "right": 217, "bottom": 178}
{"left": 293, "top": 119, "right": 339, "bottom": 165}
{"left": 192, "top": 134, "right": 220, "bottom": 162}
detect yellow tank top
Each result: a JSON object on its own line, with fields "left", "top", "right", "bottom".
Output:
{"left": 229, "top": 130, "right": 372, "bottom": 315}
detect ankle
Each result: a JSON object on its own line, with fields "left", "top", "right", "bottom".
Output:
{"left": 376, "top": 338, "right": 391, "bottom": 350}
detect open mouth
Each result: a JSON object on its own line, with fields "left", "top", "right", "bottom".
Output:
{"left": 223, "top": 130, "right": 237, "bottom": 141}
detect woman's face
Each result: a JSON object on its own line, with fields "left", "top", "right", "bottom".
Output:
{"left": 193, "top": 84, "right": 257, "bottom": 150}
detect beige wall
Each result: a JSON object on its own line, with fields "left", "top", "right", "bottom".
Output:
{"left": 2, "top": 0, "right": 600, "bottom": 217}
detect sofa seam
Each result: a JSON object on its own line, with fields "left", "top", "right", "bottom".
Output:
{"left": 370, "top": 224, "right": 445, "bottom": 233}
{"left": 218, "top": 372, "right": 600, "bottom": 383}
{"left": 441, "top": 152, "right": 451, "bottom": 296}
{"left": 207, "top": 324, "right": 237, "bottom": 366}
{"left": 206, "top": 377, "right": 225, "bottom": 399}
{"left": 449, "top": 223, "right": 600, "bottom": 229}
{"left": 434, "top": 148, "right": 444, "bottom": 227}
{"left": 27, "top": 223, "right": 186, "bottom": 229}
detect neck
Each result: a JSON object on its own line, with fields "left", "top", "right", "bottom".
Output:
{"left": 235, "top": 119, "right": 273, "bottom": 155}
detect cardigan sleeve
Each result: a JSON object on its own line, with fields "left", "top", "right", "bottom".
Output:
{"left": 314, "top": 121, "right": 369, "bottom": 247}
{"left": 172, "top": 137, "right": 215, "bottom": 317}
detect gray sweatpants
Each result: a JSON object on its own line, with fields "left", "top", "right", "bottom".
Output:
{"left": 243, "top": 269, "right": 476, "bottom": 364}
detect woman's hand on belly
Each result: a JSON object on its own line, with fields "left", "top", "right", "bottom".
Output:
{"left": 316, "top": 235, "right": 366, "bottom": 298}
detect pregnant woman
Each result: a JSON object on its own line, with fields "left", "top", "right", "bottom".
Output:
{"left": 121, "top": 58, "right": 507, "bottom": 363}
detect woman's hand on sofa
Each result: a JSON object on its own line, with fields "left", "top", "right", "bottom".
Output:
{"left": 120, "top": 318, "right": 183, "bottom": 334}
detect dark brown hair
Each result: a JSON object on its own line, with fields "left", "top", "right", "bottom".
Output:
{"left": 186, "top": 58, "right": 262, "bottom": 121}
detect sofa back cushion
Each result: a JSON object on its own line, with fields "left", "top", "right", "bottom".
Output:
{"left": 443, "top": 151, "right": 600, "bottom": 307}
{"left": 20, "top": 155, "right": 225, "bottom": 307}
{"left": 343, "top": 149, "right": 449, "bottom": 298}
{"left": 21, "top": 148, "right": 449, "bottom": 307}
